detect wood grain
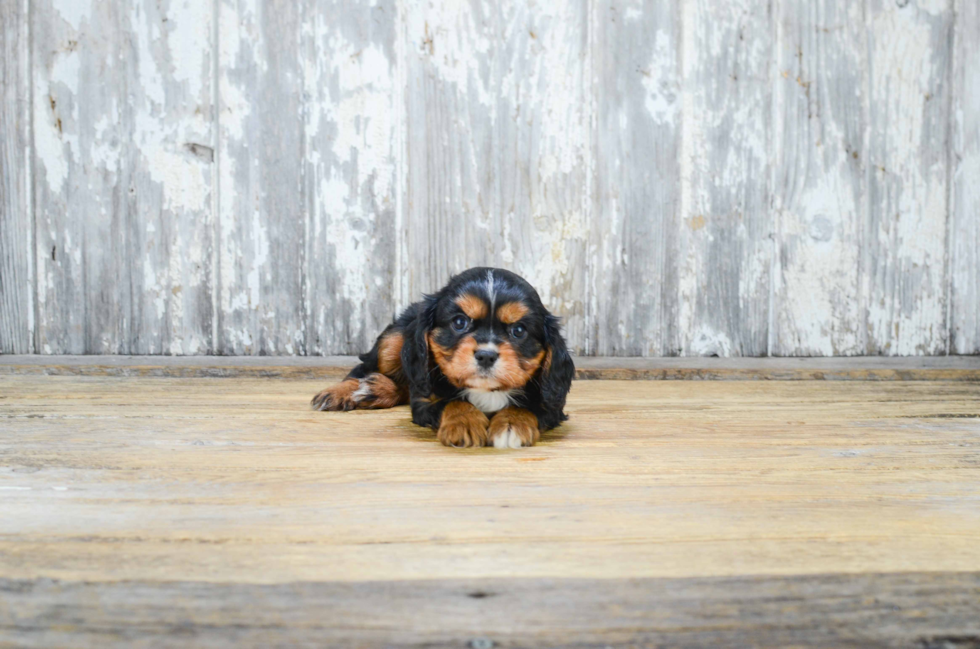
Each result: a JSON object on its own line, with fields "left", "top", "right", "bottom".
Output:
{"left": 865, "top": 0, "right": 953, "bottom": 355}
{"left": 493, "top": 0, "right": 591, "bottom": 352}
{"left": 0, "top": 0, "right": 33, "bottom": 354}
{"left": 950, "top": 0, "right": 979, "bottom": 354}
{"left": 400, "top": 0, "right": 496, "bottom": 306}
{"left": 216, "top": 0, "right": 306, "bottom": 355}
{"left": 216, "top": 0, "right": 398, "bottom": 356}
{"left": 301, "top": 0, "right": 399, "bottom": 355}
{"left": 2, "top": 376, "right": 980, "bottom": 585}
{"left": 31, "top": 0, "right": 215, "bottom": 354}
{"left": 3, "top": 573, "right": 979, "bottom": 647}
{"left": 591, "top": 0, "right": 679, "bottom": 356}
{"left": 771, "top": 1, "right": 866, "bottom": 356}
{"left": 401, "top": 0, "right": 591, "bottom": 352}
{"left": 2, "top": 375, "right": 980, "bottom": 644}
{"left": 3, "top": 0, "right": 980, "bottom": 357}
{"left": 676, "top": 0, "right": 773, "bottom": 357}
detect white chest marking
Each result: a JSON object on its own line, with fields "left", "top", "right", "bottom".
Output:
{"left": 464, "top": 388, "right": 513, "bottom": 414}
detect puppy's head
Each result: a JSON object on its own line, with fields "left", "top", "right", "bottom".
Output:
{"left": 405, "top": 268, "right": 573, "bottom": 411}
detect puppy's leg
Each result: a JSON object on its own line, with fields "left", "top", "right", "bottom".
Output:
{"left": 311, "top": 326, "right": 409, "bottom": 411}
{"left": 437, "top": 401, "right": 490, "bottom": 448}
{"left": 488, "top": 407, "right": 540, "bottom": 448}
{"left": 352, "top": 373, "right": 409, "bottom": 409}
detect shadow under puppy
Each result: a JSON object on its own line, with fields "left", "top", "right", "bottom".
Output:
{"left": 312, "top": 268, "right": 574, "bottom": 448}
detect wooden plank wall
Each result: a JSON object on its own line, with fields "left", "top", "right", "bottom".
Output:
{"left": 950, "top": 0, "right": 979, "bottom": 354}
{"left": 30, "top": 0, "right": 215, "bottom": 354}
{"left": 0, "top": 0, "right": 33, "bottom": 354}
{"left": 0, "top": 0, "right": 976, "bottom": 356}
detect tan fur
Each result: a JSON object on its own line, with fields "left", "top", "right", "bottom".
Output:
{"left": 542, "top": 347, "right": 553, "bottom": 373}
{"left": 428, "top": 332, "right": 478, "bottom": 388}
{"left": 496, "top": 301, "right": 528, "bottom": 324}
{"left": 312, "top": 373, "right": 407, "bottom": 411}
{"left": 438, "top": 401, "right": 490, "bottom": 448}
{"left": 455, "top": 294, "right": 488, "bottom": 320}
{"left": 489, "top": 407, "right": 540, "bottom": 447}
{"left": 377, "top": 332, "right": 404, "bottom": 376}
{"left": 493, "top": 342, "right": 545, "bottom": 390}
{"left": 311, "top": 378, "right": 360, "bottom": 411}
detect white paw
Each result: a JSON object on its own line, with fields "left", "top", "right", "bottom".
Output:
{"left": 351, "top": 379, "right": 372, "bottom": 403}
{"left": 492, "top": 426, "right": 525, "bottom": 449}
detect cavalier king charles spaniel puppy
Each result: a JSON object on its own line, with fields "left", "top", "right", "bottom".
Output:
{"left": 311, "top": 267, "right": 574, "bottom": 448}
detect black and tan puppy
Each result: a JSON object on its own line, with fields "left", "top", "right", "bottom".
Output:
{"left": 312, "top": 268, "right": 574, "bottom": 448}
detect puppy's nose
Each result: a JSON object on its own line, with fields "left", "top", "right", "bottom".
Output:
{"left": 474, "top": 349, "right": 499, "bottom": 369}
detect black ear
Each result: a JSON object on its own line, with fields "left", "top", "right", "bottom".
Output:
{"left": 538, "top": 313, "right": 575, "bottom": 429}
{"left": 401, "top": 295, "right": 438, "bottom": 397}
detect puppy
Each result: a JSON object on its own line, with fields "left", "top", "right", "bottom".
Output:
{"left": 312, "top": 268, "right": 574, "bottom": 448}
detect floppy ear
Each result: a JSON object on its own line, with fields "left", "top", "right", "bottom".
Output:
{"left": 538, "top": 313, "right": 575, "bottom": 426}
{"left": 401, "top": 294, "right": 438, "bottom": 397}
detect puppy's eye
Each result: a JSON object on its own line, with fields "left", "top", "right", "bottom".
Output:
{"left": 451, "top": 316, "right": 470, "bottom": 332}
{"left": 510, "top": 324, "right": 527, "bottom": 339}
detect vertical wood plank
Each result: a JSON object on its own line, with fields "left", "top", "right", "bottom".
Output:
{"left": 401, "top": 0, "right": 591, "bottom": 353}
{"left": 493, "top": 1, "right": 591, "bottom": 352}
{"left": 676, "top": 0, "right": 773, "bottom": 357}
{"left": 0, "top": 0, "right": 33, "bottom": 354}
{"left": 950, "top": 0, "right": 979, "bottom": 354}
{"left": 591, "top": 0, "right": 680, "bottom": 356}
{"left": 770, "top": 2, "right": 867, "bottom": 356}
{"left": 218, "top": 0, "right": 398, "bottom": 356}
{"left": 301, "top": 0, "right": 398, "bottom": 355}
{"left": 217, "top": 0, "right": 305, "bottom": 355}
{"left": 401, "top": 0, "right": 495, "bottom": 300}
{"left": 864, "top": 0, "right": 952, "bottom": 355}
{"left": 32, "top": 0, "right": 215, "bottom": 354}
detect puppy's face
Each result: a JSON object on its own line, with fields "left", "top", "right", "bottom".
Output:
{"left": 426, "top": 273, "right": 548, "bottom": 392}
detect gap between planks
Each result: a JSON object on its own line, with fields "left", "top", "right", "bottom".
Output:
{"left": 0, "top": 354, "right": 978, "bottom": 380}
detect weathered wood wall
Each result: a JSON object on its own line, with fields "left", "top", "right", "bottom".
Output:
{"left": 1, "top": 0, "right": 976, "bottom": 356}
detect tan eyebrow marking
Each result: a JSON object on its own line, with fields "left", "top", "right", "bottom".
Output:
{"left": 454, "top": 293, "right": 488, "bottom": 320}
{"left": 496, "top": 302, "right": 529, "bottom": 325}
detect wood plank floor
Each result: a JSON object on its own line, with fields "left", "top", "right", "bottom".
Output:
{"left": 2, "top": 374, "right": 980, "bottom": 646}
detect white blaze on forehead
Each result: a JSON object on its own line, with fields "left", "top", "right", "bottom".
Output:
{"left": 485, "top": 270, "right": 496, "bottom": 311}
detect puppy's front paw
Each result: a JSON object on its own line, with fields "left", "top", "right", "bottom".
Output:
{"left": 438, "top": 401, "right": 490, "bottom": 448}
{"left": 489, "top": 407, "right": 539, "bottom": 448}
{"left": 311, "top": 379, "right": 360, "bottom": 411}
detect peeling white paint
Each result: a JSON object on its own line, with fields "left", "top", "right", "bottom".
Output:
{"left": 642, "top": 30, "right": 678, "bottom": 126}
{"left": 52, "top": 0, "right": 91, "bottom": 31}
{"left": 14, "top": 0, "right": 972, "bottom": 358}
{"left": 404, "top": 0, "right": 492, "bottom": 107}
{"left": 866, "top": 2, "right": 950, "bottom": 354}
{"left": 34, "top": 50, "right": 81, "bottom": 193}
{"left": 300, "top": 4, "right": 398, "bottom": 354}
{"left": 688, "top": 328, "right": 733, "bottom": 357}
{"left": 915, "top": 0, "right": 950, "bottom": 17}
{"left": 166, "top": 0, "right": 211, "bottom": 100}
{"left": 678, "top": 0, "right": 771, "bottom": 355}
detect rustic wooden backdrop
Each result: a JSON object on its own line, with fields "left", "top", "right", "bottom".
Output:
{"left": 1, "top": 0, "right": 977, "bottom": 357}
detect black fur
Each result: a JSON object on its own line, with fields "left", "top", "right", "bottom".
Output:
{"left": 312, "top": 267, "right": 574, "bottom": 437}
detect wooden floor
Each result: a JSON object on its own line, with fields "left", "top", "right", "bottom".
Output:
{"left": 2, "top": 371, "right": 980, "bottom": 647}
